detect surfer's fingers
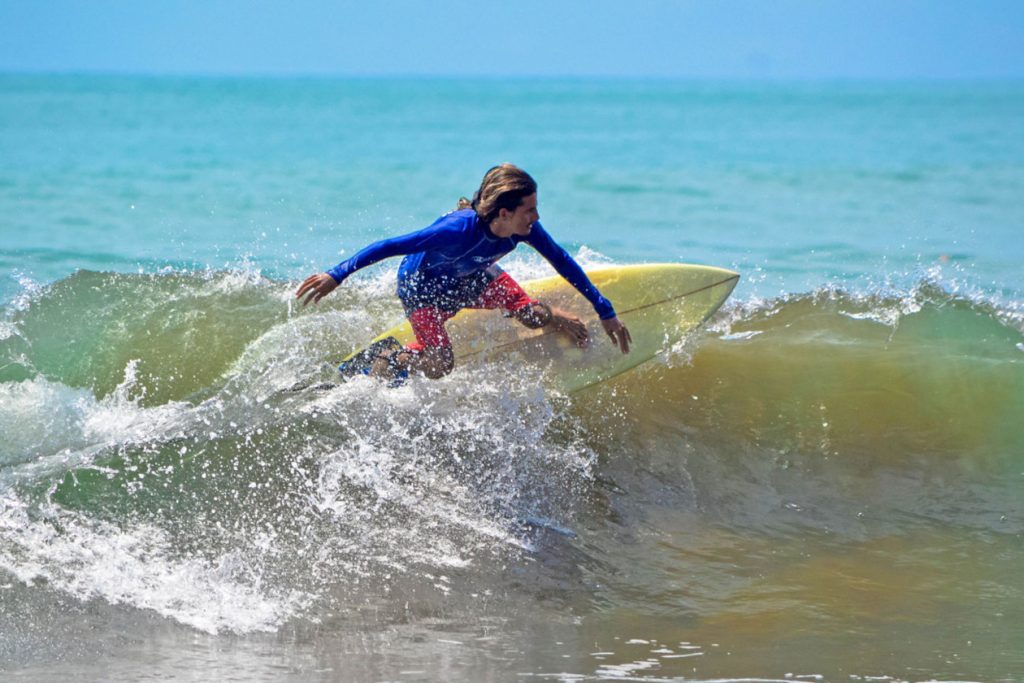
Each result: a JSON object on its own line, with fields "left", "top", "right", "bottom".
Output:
{"left": 302, "top": 285, "right": 325, "bottom": 306}
{"left": 295, "top": 274, "right": 320, "bottom": 300}
{"left": 619, "top": 332, "right": 629, "bottom": 353}
{"left": 301, "top": 274, "right": 339, "bottom": 306}
{"left": 609, "top": 326, "right": 629, "bottom": 353}
{"left": 576, "top": 322, "right": 589, "bottom": 346}
{"left": 314, "top": 283, "right": 335, "bottom": 303}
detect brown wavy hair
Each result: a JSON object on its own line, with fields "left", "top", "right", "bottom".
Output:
{"left": 457, "top": 164, "right": 537, "bottom": 223}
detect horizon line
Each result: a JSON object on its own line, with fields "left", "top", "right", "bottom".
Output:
{"left": 3, "top": 68, "right": 1024, "bottom": 85}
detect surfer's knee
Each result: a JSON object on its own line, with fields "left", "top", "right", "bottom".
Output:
{"left": 513, "top": 301, "right": 552, "bottom": 329}
{"left": 416, "top": 347, "right": 454, "bottom": 379}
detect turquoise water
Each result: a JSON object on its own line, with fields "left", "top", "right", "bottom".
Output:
{"left": 1, "top": 75, "right": 1023, "bottom": 681}
{"left": 3, "top": 76, "right": 1022, "bottom": 299}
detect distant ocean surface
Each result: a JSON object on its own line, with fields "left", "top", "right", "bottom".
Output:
{"left": 1, "top": 75, "right": 1022, "bottom": 681}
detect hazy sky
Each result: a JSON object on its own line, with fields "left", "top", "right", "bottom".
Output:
{"left": 2, "top": 0, "right": 1023, "bottom": 79}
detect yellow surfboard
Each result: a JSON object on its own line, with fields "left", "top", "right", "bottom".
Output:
{"left": 342, "top": 263, "right": 739, "bottom": 392}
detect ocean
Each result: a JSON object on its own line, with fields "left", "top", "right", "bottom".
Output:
{"left": 1, "top": 74, "right": 1022, "bottom": 682}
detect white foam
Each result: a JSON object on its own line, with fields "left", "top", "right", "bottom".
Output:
{"left": 0, "top": 496, "right": 308, "bottom": 634}
{"left": 0, "top": 274, "right": 601, "bottom": 636}
{"left": 8, "top": 271, "right": 44, "bottom": 312}
{"left": 0, "top": 378, "right": 92, "bottom": 468}
{"left": 302, "top": 367, "right": 591, "bottom": 574}
{"left": 719, "top": 330, "right": 763, "bottom": 341}
{"left": 0, "top": 362, "right": 196, "bottom": 479}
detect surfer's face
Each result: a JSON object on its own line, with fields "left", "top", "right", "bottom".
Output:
{"left": 493, "top": 193, "right": 539, "bottom": 238}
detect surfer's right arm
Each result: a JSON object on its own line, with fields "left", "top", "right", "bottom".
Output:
{"left": 295, "top": 217, "right": 462, "bottom": 306}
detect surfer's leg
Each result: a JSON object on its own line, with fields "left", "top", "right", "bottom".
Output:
{"left": 413, "top": 346, "right": 454, "bottom": 380}
{"left": 406, "top": 307, "right": 456, "bottom": 379}
{"left": 474, "top": 273, "right": 589, "bottom": 347}
{"left": 474, "top": 272, "right": 543, "bottom": 323}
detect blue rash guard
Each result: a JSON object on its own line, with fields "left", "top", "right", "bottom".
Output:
{"left": 326, "top": 209, "right": 617, "bottom": 319}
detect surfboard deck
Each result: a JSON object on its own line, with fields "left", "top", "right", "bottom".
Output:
{"left": 339, "top": 263, "right": 739, "bottom": 393}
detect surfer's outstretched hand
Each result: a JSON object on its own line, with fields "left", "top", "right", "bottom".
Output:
{"left": 602, "top": 316, "right": 632, "bottom": 354}
{"left": 296, "top": 273, "right": 338, "bottom": 306}
{"left": 549, "top": 308, "right": 590, "bottom": 348}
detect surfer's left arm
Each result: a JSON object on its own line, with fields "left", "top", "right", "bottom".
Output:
{"left": 525, "top": 223, "right": 632, "bottom": 353}
{"left": 296, "top": 218, "right": 463, "bottom": 306}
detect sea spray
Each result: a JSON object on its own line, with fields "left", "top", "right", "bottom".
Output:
{"left": 1, "top": 273, "right": 602, "bottom": 633}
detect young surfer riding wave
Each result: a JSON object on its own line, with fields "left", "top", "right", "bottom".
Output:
{"left": 296, "top": 164, "right": 631, "bottom": 380}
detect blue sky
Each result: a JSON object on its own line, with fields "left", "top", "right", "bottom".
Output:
{"left": 1, "top": 0, "right": 1023, "bottom": 79}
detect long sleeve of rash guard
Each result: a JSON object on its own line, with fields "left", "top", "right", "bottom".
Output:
{"left": 526, "top": 223, "right": 617, "bottom": 320}
{"left": 325, "top": 219, "right": 463, "bottom": 283}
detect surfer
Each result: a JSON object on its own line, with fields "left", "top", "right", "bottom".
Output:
{"left": 296, "top": 164, "right": 631, "bottom": 380}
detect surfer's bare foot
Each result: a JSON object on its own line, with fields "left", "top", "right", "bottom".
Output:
{"left": 370, "top": 349, "right": 412, "bottom": 379}
{"left": 409, "top": 347, "right": 454, "bottom": 379}
{"left": 549, "top": 307, "right": 589, "bottom": 348}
